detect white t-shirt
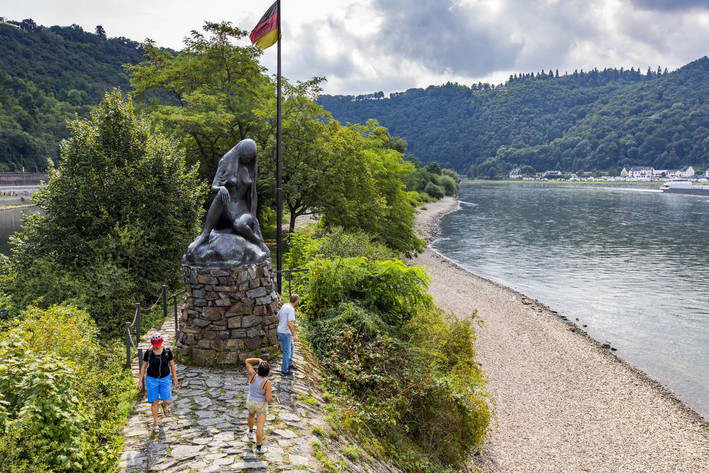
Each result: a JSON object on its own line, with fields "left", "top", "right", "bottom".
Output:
{"left": 277, "top": 303, "right": 296, "bottom": 334}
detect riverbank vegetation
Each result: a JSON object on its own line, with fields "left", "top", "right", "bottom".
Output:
{"left": 286, "top": 230, "right": 490, "bottom": 472}
{"left": 0, "top": 90, "right": 204, "bottom": 472}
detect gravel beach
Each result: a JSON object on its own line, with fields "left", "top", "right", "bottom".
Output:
{"left": 411, "top": 196, "right": 709, "bottom": 473}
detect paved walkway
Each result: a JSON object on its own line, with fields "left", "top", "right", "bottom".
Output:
{"left": 119, "top": 316, "right": 400, "bottom": 473}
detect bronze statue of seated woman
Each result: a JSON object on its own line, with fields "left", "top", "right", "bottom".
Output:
{"left": 184, "top": 139, "right": 270, "bottom": 266}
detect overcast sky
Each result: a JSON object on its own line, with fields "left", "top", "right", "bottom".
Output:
{"left": 3, "top": 0, "right": 708, "bottom": 95}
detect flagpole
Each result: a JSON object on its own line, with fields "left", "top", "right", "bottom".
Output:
{"left": 275, "top": 0, "right": 283, "bottom": 294}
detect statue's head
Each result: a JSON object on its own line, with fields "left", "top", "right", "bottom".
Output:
{"left": 237, "top": 139, "right": 257, "bottom": 165}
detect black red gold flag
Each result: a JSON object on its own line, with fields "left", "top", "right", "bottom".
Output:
{"left": 250, "top": 1, "right": 279, "bottom": 50}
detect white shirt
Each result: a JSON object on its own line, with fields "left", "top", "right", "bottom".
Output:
{"left": 277, "top": 303, "right": 296, "bottom": 334}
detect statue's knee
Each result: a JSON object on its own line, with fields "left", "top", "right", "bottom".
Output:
{"left": 234, "top": 220, "right": 247, "bottom": 234}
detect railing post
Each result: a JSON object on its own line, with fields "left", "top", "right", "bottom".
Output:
{"left": 173, "top": 296, "right": 178, "bottom": 337}
{"left": 162, "top": 285, "right": 168, "bottom": 320}
{"left": 135, "top": 303, "right": 141, "bottom": 345}
{"left": 125, "top": 322, "right": 131, "bottom": 368}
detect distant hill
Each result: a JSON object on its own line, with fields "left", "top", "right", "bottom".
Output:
{"left": 0, "top": 20, "right": 149, "bottom": 172}
{"left": 318, "top": 57, "right": 709, "bottom": 177}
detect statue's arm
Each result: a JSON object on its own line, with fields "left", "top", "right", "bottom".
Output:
{"left": 212, "top": 158, "right": 230, "bottom": 203}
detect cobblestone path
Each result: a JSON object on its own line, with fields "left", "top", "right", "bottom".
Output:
{"left": 119, "top": 310, "right": 402, "bottom": 473}
{"left": 119, "top": 317, "right": 331, "bottom": 473}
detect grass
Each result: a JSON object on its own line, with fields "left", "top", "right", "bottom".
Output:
{"left": 341, "top": 445, "right": 361, "bottom": 461}
{"left": 312, "top": 426, "right": 326, "bottom": 437}
{"left": 311, "top": 440, "right": 340, "bottom": 473}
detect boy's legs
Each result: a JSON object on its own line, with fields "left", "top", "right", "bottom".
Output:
{"left": 287, "top": 335, "right": 294, "bottom": 369}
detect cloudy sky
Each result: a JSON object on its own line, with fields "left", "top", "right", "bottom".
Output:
{"left": 3, "top": 0, "right": 708, "bottom": 95}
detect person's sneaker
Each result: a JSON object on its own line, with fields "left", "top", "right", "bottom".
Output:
{"left": 289, "top": 365, "right": 297, "bottom": 372}
{"left": 280, "top": 371, "right": 292, "bottom": 376}
{"left": 255, "top": 444, "right": 268, "bottom": 454}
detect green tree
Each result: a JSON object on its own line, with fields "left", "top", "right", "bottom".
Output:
{"left": 315, "top": 121, "right": 424, "bottom": 256}
{"left": 257, "top": 78, "right": 331, "bottom": 232}
{"left": 316, "top": 122, "right": 385, "bottom": 236}
{"left": 128, "top": 21, "right": 272, "bottom": 182}
{"left": 1, "top": 90, "right": 206, "bottom": 330}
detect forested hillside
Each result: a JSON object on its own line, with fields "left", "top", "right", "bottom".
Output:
{"left": 0, "top": 20, "right": 149, "bottom": 172}
{"left": 318, "top": 57, "right": 709, "bottom": 177}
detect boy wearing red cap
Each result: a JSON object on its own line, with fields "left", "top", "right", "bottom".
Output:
{"left": 137, "top": 333, "right": 178, "bottom": 433}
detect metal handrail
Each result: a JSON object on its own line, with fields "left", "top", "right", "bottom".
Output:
{"left": 275, "top": 268, "right": 308, "bottom": 296}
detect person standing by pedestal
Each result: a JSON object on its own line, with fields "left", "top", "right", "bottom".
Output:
{"left": 277, "top": 294, "right": 299, "bottom": 376}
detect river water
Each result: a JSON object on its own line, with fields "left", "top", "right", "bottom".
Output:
{"left": 0, "top": 207, "right": 36, "bottom": 255}
{"left": 433, "top": 181, "right": 709, "bottom": 420}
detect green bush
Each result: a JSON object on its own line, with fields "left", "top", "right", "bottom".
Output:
{"left": 441, "top": 168, "right": 461, "bottom": 183}
{"left": 0, "top": 250, "right": 136, "bottom": 330}
{"left": 424, "top": 181, "right": 445, "bottom": 199}
{"left": 437, "top": 175, "right": 459, "bottom": 196}
{"left": 0, "top": 305, "right": 134, "bottom": 472}
{"left": 308, "top": 304, "right": 490, "bottom": 470}
{"left": 291, "top": 243, "right": 490, "bottom": 471}
{"left": 285, "top": 227, "right": 398, "bottom": 271}
{"left": 302, "top": 257, "right": 432, "bottom": 327}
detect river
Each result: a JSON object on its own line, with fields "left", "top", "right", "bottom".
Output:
{"left": 0, "top": 206, "right": 36, "bottom": 255}
{"left": 433, "top": 181, "right": 709, "bottom": 419}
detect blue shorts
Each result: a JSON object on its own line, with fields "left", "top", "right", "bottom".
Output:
{"left": 146, "top": 375, "right": 172, "bottom": 403}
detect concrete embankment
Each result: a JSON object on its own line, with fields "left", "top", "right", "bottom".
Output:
{"left": 0, "top": 185, "right": 39, "bottom": 210}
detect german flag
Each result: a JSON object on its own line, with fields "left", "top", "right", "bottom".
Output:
{"left": 250, "top": 1, "right": 279, "bottom": 50}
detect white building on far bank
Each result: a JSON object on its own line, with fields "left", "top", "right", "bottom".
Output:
{"left": 622, "top": 166, "right": 654, "bottom": 179}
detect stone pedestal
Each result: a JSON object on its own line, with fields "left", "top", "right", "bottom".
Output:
{"left": 178, "top": 262, "right": 281, "bottom": 366}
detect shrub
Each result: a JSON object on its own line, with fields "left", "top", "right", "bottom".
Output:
{"left": 424, "top": 181, "right": 445, "bottom": 199}
{"left": 437, "top": 174, "right": 459, "bottom": 196}
{"left": 301, "top": 257, "right": 432, "bottom": 327}
{"left": 0, "top": 305, "right": 134, "bottom": 472}
{"left": 308, "top": 304, "right": 490, "bottom": 470}
{"left": 441, "top": 168, "right": 461, "bottom": 183}
{"left": 291, "top": 242, "right": 491, "bottom": 471}
{"left": 285, "top": 227, "right": 398, "bottom": 270}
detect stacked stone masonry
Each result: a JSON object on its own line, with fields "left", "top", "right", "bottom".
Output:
{"left": 180, "top": 262, "right": 281, "bottom": 366}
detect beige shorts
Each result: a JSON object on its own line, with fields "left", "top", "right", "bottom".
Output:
{"left": 246, "top": 399, "right": 268, "bottom": 416}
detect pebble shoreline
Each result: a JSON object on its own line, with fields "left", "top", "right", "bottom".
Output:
{"left": 412, "top": 196, "right": 709, "bottom": 473}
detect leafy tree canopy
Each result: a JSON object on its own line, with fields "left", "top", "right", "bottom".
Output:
{"left": 127, "top": 21, "right": 272, "bottom": 182}
{"left": 0, "top": 90, "right": 206, "bottom": 331}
